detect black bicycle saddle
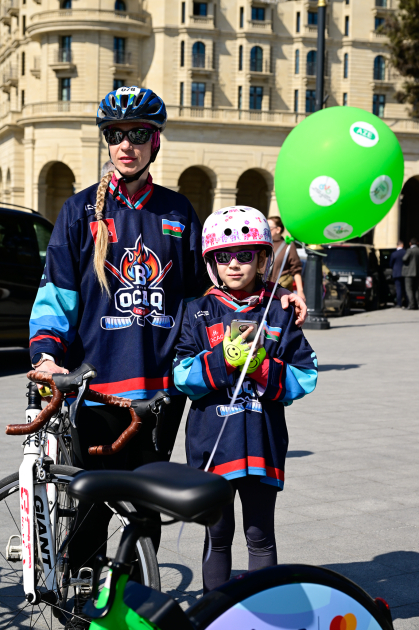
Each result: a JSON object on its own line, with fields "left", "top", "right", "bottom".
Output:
{"left": 68, "top": 461, "right": 233, "bottom": 526}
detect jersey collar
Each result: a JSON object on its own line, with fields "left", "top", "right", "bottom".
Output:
{"left": 108, "top": 173, "right": 154, "bottom": 210}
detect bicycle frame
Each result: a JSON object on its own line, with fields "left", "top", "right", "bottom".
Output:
{"left": 19, "top": 402, "right": 67, "bottom": 603}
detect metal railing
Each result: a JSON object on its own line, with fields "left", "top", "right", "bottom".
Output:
{"left": 113, "top": 50, "right": 131, "bottom": 65}
{"left": 54, "top": 48, "right": 73, "bottom": 63}
{"left": 2, "top": 65, "right": 18, "bottom": 84}
{"left": 306, "top": 61, "right": 316, "bottom": 76}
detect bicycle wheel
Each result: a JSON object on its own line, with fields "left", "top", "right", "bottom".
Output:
{"left": 187, "top": 564, "right": 394, "bottom": 630}
{"left": 0, "top": 465, "right": 82, "bottom": 629}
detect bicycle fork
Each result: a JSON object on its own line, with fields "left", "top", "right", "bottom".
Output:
{"left": 19, "top": 407, "right": 58, "bottom": 604}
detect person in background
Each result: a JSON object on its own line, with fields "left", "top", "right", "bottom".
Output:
{"left": 402, "top": 237, "right": 419, "bottom": 310}
{"left": 390, "top": 241, "right": 407, "bottom": 308}
{"left": 267, "top": 216, "right": 305, "bottom": 302}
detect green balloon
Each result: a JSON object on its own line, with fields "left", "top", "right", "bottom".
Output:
{"left": 275, "top": 106, "right": 404, "bottom": 244}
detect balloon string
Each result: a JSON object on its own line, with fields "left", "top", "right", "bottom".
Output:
{"left": 204, "top": 244, "right": 292, "bottom": 474}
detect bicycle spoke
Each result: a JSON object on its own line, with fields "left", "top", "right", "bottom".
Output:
{"left": 4, "top": 501, "right": 20, "bottom": 534}
{"left": 0, "top": 551, "right": 23, "bottom": 583}
{"left": 74, "top": 521, "right": 120, "bottom": 574}
{"left": 2, "top": 601, "right": 31, "bottom": 629}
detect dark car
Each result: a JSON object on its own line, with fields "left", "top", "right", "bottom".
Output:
{"left": 379, "top": 248, "right": 397, "bottom": 305}
{"left": 0, "top": 205, "right": 53, "bottom": 347}
{"left": 321, "top": 244, "right": 381, "bottom": 311}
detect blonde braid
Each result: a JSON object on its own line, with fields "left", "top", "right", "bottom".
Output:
{"left": 93, "top": 172, "right": 113, "bottom": 296}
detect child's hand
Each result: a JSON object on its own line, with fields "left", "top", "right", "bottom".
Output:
{"left": 223, "top": 325, "right": 253, "bottom": 368}
{"left": 239, "top": 346, "right": 267, "bottom": 374}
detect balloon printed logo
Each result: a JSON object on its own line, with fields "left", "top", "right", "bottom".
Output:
{"left": 350, "top": 121, "right": 379, "bottom": 148}
{"left": 330, "top": 612, "right": 357, "bottom": 630}
{"left": 370, "top": 175, "right": 393, "bottom": 205}
{"left": 309, "top": 176, "right": 340, "bottom": 206}
{"left": 323, "top": 222, "right": 353, "bottom": 240}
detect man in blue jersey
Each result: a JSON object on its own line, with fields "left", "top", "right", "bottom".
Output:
{"left": 28, "top": 86, "right": 307, "bottom": 628}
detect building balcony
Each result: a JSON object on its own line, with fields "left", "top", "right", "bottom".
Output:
{"left": 30, "top": 56, "right": 41, "bottom": 78}
{"left": 27, "top": 8, "right": 151, "bottom": 40}
{"left": 370, "top": 78, "right": 394, "bottom": 91}
{"left": 189, "top": 14, "right": 214, "bottom": 27}
{"left": 110, "top": 50, "right": 135, "bottom": 74}
{"left": 49, "top": 49, "right": 76, "bottom": 74}
{"left": 248, "top": 19, "right": 272, "bottom": 30}
{"left": 189, "top": 53, "right": 214, "bottom": 76}
{"left": 1, "top": 66, "right": 18, "bottom": 92}
{"left": 18, "top": 100, "right": 98, "bottom": 124}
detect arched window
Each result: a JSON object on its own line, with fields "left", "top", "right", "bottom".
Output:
{"left": 295, "top": 49, "right": 300, "bottom": 75}
{"left": 306, "top": 50, "right": 317, "bottom": 76}
{"left": 192, "top": 41, "right": 205, "bottom": 68}
{"left": 61, "top": 0, "right": 71, "bottom": 8}
{"left": 250, "top": 46, "right": 263, "bottom": 72}
{"left": 115, "top": 0, "right": 126, "bottom": 11}
{"left": 374, "top": 55, "right": 385, "bottom": 81}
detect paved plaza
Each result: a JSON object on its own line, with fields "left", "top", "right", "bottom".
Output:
{"left": 1, "top": 307, "right": 419, "bottom": 628}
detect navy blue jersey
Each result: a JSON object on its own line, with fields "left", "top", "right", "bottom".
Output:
{"left": 29, "top": 182, "right": 205, "bottom": 400}
{"left": 173, "top": 290, "right": 317, "bottom": 489}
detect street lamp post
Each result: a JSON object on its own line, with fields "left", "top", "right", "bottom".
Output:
{"left": 304, "top": 0, "right": 330, "bottom": 330}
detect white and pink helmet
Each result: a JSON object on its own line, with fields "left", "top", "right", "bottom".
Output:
{"left": 202, "top": 206, "right": 274, "bottom": 287}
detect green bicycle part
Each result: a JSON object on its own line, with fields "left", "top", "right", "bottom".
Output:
{"left": 89, "top": 573, "right": 158, "bottom": 630}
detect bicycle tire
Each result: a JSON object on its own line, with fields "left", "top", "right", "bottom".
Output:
{"left": 187, "top": 564, "right": 394, "bottom": 630}
{"left": 0, "top": 465, "right": 82, "bottom": 628}
{"left": 0, "top": 466, "right": 160, "bottom": 629}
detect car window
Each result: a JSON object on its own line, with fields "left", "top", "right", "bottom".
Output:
{"left": 325, "top": 247, "right": 368, "bottom": 270}
{"left": 33, "top": 218, "right": 53, "bottom": 265}
{"left": 0, "top": 212, "right": 38, "bottom": 266}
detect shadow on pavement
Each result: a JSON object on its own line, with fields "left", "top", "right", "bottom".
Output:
{"left": 324, "top": 551, "right": 419, "bottom": 621}
{"left": 0, "top": 348, "right": 31, "bottom": 377}
{"left": 159, "top": 563, "right": 203, "bottom": 603}
{"left": 318, "top": 364, "right": 361, "bottom": 371}
{"left": 287, "top": 450, "right": 314, "bottom": 458}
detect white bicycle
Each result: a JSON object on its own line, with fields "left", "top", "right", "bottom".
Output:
{"left": 0, "top": 364, "right": 167, "bottom": 628}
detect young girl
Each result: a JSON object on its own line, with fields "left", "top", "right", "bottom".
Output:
{"left": 173, "top": 206, "right": 318, "bottom": 593}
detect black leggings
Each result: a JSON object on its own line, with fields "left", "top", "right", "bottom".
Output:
{"left": 202, "top": 475, "right": 278, "bottom": 593}
{"left": 68, "top": 394, "right": 186, "bottom": 575}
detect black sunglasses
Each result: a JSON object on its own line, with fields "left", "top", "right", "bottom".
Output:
{"left": 103, "top": 127, "right": 154, "bottom": 146}
{"left": 214, "top": 250, "right": 259, "bottom": 265}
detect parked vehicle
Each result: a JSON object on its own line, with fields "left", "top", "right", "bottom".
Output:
{"left": 321, "top": 243, "right": 381, "bottom": 311}
{"left": 0, "top": 204, "right": 53, "bottom": 347}
{"left": 379, "top": 248, "right": 397, "bottom": 305}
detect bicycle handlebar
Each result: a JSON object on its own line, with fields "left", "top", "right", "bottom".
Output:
{"left": 4, "top": 368, "right": 158, "bottom": 456}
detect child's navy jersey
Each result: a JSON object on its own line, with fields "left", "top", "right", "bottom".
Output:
{"left": 173, "top": 289, "right": 317, "bottom": 489}
{"left": 29, "top": 181, "right": 205, "bottom": 400}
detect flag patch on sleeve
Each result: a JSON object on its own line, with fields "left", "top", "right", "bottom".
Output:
{"left": 263, "top": 323, "right": 282, "bottom": 342}
{"left": 162, "top": 219, "right": 185, "bottom": 238}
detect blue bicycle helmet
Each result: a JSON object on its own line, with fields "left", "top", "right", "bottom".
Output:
{"left": 96, "top": 86, "right": 167, "bottom": 131}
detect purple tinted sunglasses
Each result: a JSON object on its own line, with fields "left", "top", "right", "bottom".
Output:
{"left": 214, "top": 250, "right": 259, "bottom": 265}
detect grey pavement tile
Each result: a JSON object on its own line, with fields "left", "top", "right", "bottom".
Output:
{"left": 286, "top": 500, "right": 363, "bottom": 521}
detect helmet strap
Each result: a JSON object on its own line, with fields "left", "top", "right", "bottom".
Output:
{"left": 110, "top": 146, "right": 160, "bottom": 200}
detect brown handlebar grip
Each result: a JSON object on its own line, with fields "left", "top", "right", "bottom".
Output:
{"left": 85, "top": 390, "right": 132, "bottom": 408}
{"left": 88, "top": 407, "right": 141, "bottom": 456}
{"left": 5, "top": 371, "right": 64, "bottom": 436}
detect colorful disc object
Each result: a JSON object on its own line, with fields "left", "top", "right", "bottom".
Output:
{"left": 275, "top": 106, "right": 404, "bottom": 244}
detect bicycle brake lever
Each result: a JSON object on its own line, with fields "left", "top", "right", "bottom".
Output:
{"left": 69, "top": 376, "right": 92, "bottom": 429}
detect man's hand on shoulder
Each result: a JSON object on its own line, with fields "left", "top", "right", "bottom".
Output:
{"left": 278, "top": 289, "right": 307, "bottom": 327}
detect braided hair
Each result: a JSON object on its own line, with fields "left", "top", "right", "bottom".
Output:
{"left": 93, "top": 172, "right": 113, "bottom": 296}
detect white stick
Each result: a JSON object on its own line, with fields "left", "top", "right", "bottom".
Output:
{"left": 204, "top": 244, "right": 292, "bottom": 472}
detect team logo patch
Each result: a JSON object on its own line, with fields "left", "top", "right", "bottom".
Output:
{"left": 162, "top": 219, "right": 185, "bottom": 238}
{"left": 216, "top": 378, "right": 262, "bottom": 417}
{"left": 263, "top": 323, "right": 282, "bottom": 342}
{"left": 101, "top": 234, "right": 174, "bottom": 330}
{"left": 206, "top": 323, "right": 224, "bottom": 348}
{"left": 90, "top": 218, "right": 118, "bottom": 244}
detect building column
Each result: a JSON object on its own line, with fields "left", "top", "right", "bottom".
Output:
{"left": 373, "top": 197, "right": 399, "bottom": 249}
{"left": 23, "top": 128, "right": 35, "bottom": 210}
{"left": 212, "top": 187, "right": 238, "bottom": 212}
{"left": 267, "top": 190, "right": 278, "bottom": 216}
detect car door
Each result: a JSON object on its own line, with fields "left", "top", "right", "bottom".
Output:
{"left": 0, "top": 211, "right": 52, "bottom": 345}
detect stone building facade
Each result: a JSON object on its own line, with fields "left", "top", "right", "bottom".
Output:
{"left": 0, "top": 0, "right": 418, "bottom": 246}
